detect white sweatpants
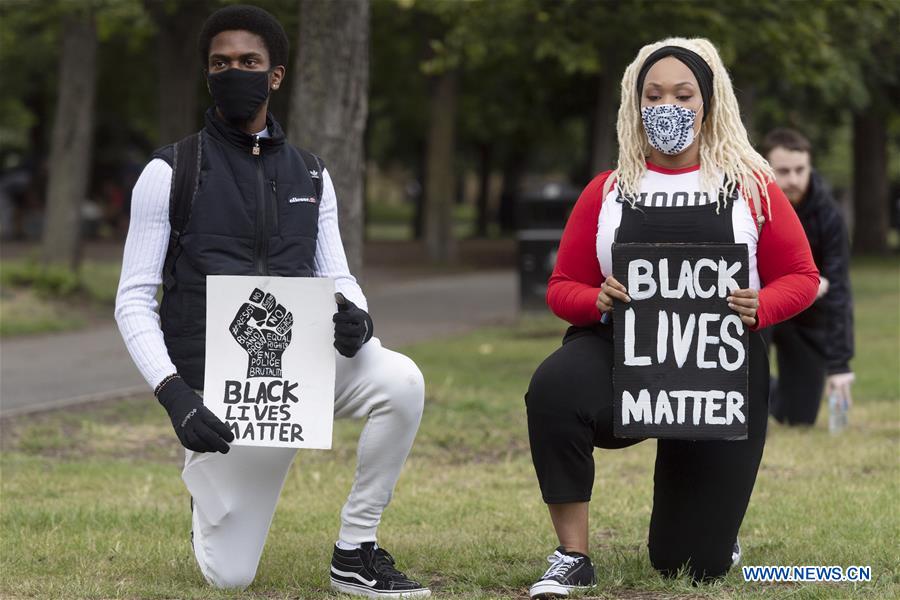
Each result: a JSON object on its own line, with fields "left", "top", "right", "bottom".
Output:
{"left": 182, "top": 337, "right": 425, "bottom": 589}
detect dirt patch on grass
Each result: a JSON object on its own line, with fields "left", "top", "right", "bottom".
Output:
{"left": 1, "top": 394, "right": 182, "bottom": 464}
{"left": 592, "top": 592, "right": 707, "bottom": 600}
{"left": 0, "top": 392, "right": 534, "bottom": 468}
{"left": 415, "top": 436, "right": 532, "bottom": 466}
{"left": 0, "top": 285, "right": 116, "bottom": 338}
{"left": 0, "top": 287, "right": 85, "bottom": 336}
{"left": 757, "top": 463, "right": 801, "bottom": 479}
{"left": 499, "top": 590, "right": 708, "bottom": 600}
{"left": 592, "top": 527, "right": 619, "bottom": 550}
{"left": 509, "top": 325, "right": 567, "bottom": 340}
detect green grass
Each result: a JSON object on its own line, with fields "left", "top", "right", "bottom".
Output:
{"left": 1, "top": 260, "right": 898, "bottom": 599}
{"left": 0, "top": 287, "right": 86, "bottom": 336}
{"left": 0, "top": 260, "right": 121, "bottom": 336}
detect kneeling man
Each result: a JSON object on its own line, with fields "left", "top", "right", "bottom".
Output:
{"left": 114, "top": 5, "right": 429, "bottom": 597}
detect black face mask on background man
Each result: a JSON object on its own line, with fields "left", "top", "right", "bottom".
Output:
{"left": 207, "top": 68, "right": 271, "bottom": 123}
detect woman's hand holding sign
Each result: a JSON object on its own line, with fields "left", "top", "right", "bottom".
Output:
{"left": 609, "top": 245, "right": 752, "bottom": 439}
{"left": 599, "top": 273, "right": 757, "bottom": 328}
{"left": 727, "top": 288, "right": 759, "bottom": 327}
{"left": 596, "top": 275, "right": 631, "bottom": 314}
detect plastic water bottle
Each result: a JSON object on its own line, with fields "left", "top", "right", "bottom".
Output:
{"left": 828, "top": 387, "right": 849, "bottom": 434}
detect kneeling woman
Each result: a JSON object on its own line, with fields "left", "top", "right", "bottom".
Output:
{"left": 525, "top": 37, "right": 818, "bottom": 598}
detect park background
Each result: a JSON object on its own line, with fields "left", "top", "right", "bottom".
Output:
{"left": 0, "top": 0, "right": 898, "bottom": 598}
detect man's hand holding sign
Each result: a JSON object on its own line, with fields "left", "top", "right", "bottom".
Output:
{"left": 333, "top": 292, "right": 374, "bottom": 358}
{"left": 156, "top": 375, "right": 236, "bottom": 454}
{"left": 611, "top": 244, "right": 752, "bottom": 440}
{"left": 204, "top": 276, "right": 337, "bottom": 449}
{"left": 157, "top": 281, "right": 372, "bottom": 454}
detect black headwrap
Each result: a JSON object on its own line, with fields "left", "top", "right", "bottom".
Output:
{"left": 636, "top": 45, "right": 713, "bottom": 122}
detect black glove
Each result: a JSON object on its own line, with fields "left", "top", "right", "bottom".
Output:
{"left": 155, "top": 375, "right": 235, "bottom": 453}
{"left": 333, "top": 293, "right": 374, "bottom": 358}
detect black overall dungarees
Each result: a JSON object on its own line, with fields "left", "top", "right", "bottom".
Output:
{"left": 526, "top": 186, "right": 770, "bottom": 581}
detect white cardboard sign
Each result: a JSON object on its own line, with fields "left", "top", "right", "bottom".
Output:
{"left": 202, "top": 275, "right": 336, "bottom": 449}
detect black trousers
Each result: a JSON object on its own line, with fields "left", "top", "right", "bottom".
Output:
{"left": 525, "top": 325, "right": 770, "bottom": 580}
{"left": 766, "top": 321, "right": 827, "bottom": 425}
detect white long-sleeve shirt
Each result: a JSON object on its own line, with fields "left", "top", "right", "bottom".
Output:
{"left": 114, "top": 153, "right": 367, "bottom": 390}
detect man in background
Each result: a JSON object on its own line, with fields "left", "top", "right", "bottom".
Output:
{"left": 761, "top": 128, "right": 855, "bottom": 426}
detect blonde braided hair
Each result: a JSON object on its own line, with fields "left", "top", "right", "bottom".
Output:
{"left": 601, "top": 37, "right": 774, "bottom": 223}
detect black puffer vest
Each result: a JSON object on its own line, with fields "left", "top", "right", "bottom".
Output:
{"left": 152, "top": 109, "right": 323, "bottom": 389}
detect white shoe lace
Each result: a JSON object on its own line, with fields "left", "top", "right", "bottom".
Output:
{"left": 731, "top": 539, "right": 742, "bottom": 567}
{"left": 541, "top": 551, "right": 579, "bottom": 580}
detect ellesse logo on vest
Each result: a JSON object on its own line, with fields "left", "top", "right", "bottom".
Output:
{"left": 289, "top": 196, "right": 317, "bottom": 204}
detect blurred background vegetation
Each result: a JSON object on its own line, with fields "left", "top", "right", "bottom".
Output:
{"left": 1, "top": 0, "right": 898, "bottom": 277}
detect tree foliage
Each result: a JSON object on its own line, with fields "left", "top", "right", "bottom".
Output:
{"left": 1, "top": 0, "right": 897, "bottom": 258}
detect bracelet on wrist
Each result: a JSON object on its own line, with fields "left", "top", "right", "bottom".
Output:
{"left": 154, "top": 373, "right": 181, "bottom": 397}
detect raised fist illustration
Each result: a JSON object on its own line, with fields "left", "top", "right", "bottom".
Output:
{"left": 229, "top": 288, "right": 293, "bottom": 378}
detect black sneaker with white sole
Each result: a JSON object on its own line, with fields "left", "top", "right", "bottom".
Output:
{"left": 330, "top": 542, "right": 431, "bottom": 598}
{"left": 731, "top": 538, "right": 742, "bottom": 568}
{"left": 529, "top": 546, "right": 596, "bottom": 599}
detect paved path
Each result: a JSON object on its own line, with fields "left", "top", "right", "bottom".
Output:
{"left": 0, "top": 270, "right": 516, "bottom": 417}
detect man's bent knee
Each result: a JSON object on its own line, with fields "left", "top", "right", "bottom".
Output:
{"left": 371, "top": 351, "right": 425, "bottom": 422}
{"left": 390, "top": 356, "right": 425, "bottom": 422}
{"left": 203, "top": 564, "right": 258, "bottom": 590}
{"left": 194, "top": 536, "right": 260, "bottom": 591}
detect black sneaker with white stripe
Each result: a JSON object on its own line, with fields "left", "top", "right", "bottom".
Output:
{"left": 330, "top": 542, "right": 431, "bottom": 598}
{"left": 529, "top": 547, "right": 596, "bottom": 599}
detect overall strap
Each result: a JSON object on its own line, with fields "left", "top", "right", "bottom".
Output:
{"left": 747, "top": 182, "right": 765, "bottom": 234}
{"left": 729, "top": 178, "right": 765, "bottom": 234}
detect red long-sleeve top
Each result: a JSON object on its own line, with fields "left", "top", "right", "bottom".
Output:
{"left": 547, "top": 169, "right": 819, "bottom": 330}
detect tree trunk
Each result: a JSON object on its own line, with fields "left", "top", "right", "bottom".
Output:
{"left": 412, "top": 140, "right": 426, "bottom": 240}
{"left": 498, "top": 148, "right": 526, "bottom": 234}
{"left": 735, "top": 78, "right": 757, "bottom": 138}
{"left": 851, "top": 109, "right": 889, "bottom": 254}
{"left": 290, "top": 0, "right": 370, "bottom": 276}
{"left": 590, "top": 72, "right": 616, "bottom": 176}
{"left": 423, "top": 71, "right": 458, "bottom": 263}
{"left": 41, "top": 14, "right": 98, "bottom": 269}
{"left": 474, "top": 142, "right": 492, "bottom": 238}
{"left": 146, "top": 0, "right": 208, "bottom": 145}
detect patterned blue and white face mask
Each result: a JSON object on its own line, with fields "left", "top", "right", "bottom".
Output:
{"left": 641, "top": 104, "right": 698, "bottom": 155}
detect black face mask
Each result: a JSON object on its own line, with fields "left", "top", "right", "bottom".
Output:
{"left": 207, "top": 69, "right": 271, "bottom": 123}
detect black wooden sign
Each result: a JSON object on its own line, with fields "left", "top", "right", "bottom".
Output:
{"left": 612, "top": 243, "right": 749, "bottom": 440}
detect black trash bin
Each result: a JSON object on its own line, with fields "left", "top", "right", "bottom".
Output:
{"left": 517, "top": 182, "right": 580, "bottom": 311}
